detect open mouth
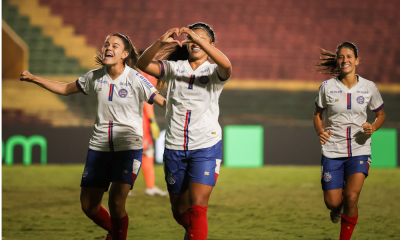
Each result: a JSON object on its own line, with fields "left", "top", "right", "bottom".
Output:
{"left": 192, "top": 47, "right": 201, "bottom": 52}
{"left": 104, "top": 52, "right": 113, "bottom": 60}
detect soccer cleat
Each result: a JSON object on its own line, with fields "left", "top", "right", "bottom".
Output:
{"left": 330, "top": 206, "right": 343, "bottom": 223}
{"left": 105, "top": 233, "right": 112, "bottom": 240}
{"left": 145, "top": 186, "right": 168, "bottom": 196}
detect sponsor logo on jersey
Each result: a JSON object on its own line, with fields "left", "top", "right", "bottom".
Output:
{"left": 123, "top": 170, "right": 128, "bottom": 173}
{"left": 167, "top": 173, "right": 176, "bottom": 185}
{"left": 323, "top": 172, "right": 332, "bottom": 182}
{"left": 329, "top": 90, "right": 342, "bottom": 94}
{"left": 357, "top": 96, "right": 365, "bottom": 104}
{"left": 204, "top": 171, "right": 210, "bottom": 176}
{"left": 82, "top": 168, "right": 88, "bottom": 178}
{"left": 176, "top": 69, "right": 186, "bottom": 73}
{"left": 97, "top": 79, "right": 108, "bottom": 84}
{"left": 199, "top": 76, "right": 209, "bottom": 84}
{"left": 99, "top": 88, "right": 102, "bottom": 91}
{"left": 135, "top": 72, "right": 154, "bottom": 89}
{"left": 119, "top": 89, "right": 128, "bottom": 98}
{"left": 357, "top": 90, "right": 369, "bottom": 94}
{"left": 360, "top": 161, "right": 363, "bottom": 164}
{"left": 120, "top": 82, "right": 131, "bottom": 87}
{"left": 335, "top": 99, "right": 339, "bottom": 102}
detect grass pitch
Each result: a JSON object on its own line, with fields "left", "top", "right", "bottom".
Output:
{"left": 2, "top": 165, "right": 400, "bottom": 240}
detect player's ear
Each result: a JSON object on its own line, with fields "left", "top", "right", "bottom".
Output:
{"left": 122, "top": 50, "right": 129, "bottom": 59}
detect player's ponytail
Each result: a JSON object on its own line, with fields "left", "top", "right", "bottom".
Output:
{"left": 95, "top": 33, "right": 139, "bottom": 70}
{"left": 316, "top": 42, "right": 359, "bottom": 76}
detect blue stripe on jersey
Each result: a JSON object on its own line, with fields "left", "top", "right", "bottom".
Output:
{"left": 158, "top": 60, "right": 165, "bottom": 79}
{"left": 347, "top": 93, "right": 351, "bottom": 109}
{"left": 75, "top": 80, "right": 88, "bottom": 95}
{"left": 188, "top": 75, "right": 195, "bottom": 89}
{"left": 373, "top": 103, "right": 384, "bottom": 112}
{"left": 109, "top": 84, "right": 114, "bottom": 101}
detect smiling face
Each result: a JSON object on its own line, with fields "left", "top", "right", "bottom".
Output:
{"left": 336, "top": 47, "right": 359, "bottom": 76}
{"left": 102, "top": 36, "right": 129, "bottom": 66}
{"left": 187, "top": 28, "right": 215, "bottom": 61}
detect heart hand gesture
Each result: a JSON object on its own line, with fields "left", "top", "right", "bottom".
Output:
{"left": 159, "top": 28, "right": 183, "bottom": 47}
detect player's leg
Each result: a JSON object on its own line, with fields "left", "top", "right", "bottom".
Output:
{"left": 186, "top": 141, "right": 222, "bottom": 240}
{"left": 108, "top": 149, "right": 142, "bottom": 240}
{"left": 80, "top": 149, "right": 113, "bottom": 236}
{"left": 339, "top": 155, "right": 370, "bottom": 240}
{"left": 163, "top": 148, "right": 190, "bottom": 238}
{"left": 321, "top": 155, "right": 345, "bottom": 223}
{"left": 142, "top": 145, "right": 168, "bottom": 196}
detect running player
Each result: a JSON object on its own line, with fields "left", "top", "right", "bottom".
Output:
{"left": 313, "top": 42, "right": 386, "bottom": 240}
{"left": 20, "top": 33, "right": 166, "bottom": 240}
{"left": 137, "top": 22, "right": 232, "bottom": 240}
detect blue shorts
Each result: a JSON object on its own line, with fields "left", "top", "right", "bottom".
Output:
{"left": 321, "top": 155, "right": 371, "bottom": 191}
{"left": 163, "top": 141, "right": 222, "bottom": 194}
{"left": 80, "top": 149, "right": 143, "bottom": 191}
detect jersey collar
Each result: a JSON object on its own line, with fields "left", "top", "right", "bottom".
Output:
{"left": 103, "top": 64, "right": 130, "bottom": 82}
{"left": 183, "top": 60, "right": 211, "bottom": 75}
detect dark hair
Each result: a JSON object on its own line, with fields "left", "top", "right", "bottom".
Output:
{"left": 95, "top": 33, "right": 139, "bottom": 70}
{"left": 315, "top": 42, "right": 359, "bottom": 76}
{"left": 155, "top": 22, "right": 216, "bottom": 89}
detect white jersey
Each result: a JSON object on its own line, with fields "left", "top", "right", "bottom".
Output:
{"left": 76, "top": 65, "right": 157, "bottom": 152}
{"left": 159, "top": 60, "right": 229, "bottom": 150}
{"left": 315, "top": 75, "right": 384, "bottom": 158}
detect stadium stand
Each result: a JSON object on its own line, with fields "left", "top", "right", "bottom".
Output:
{"left": 38, "top": 0, "right": 400, "bottom": 83}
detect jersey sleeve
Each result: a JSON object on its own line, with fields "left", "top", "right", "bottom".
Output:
{"left": 210, "top": 64, "right": 231, "bottom": 84}
{"left": 315, "top": 81, "right": 328, "bottom": 110}
{"left": 158, "top": 60, "right": 176, "bottom": 84}
{"left": 136, "top": 72, "right": 158, "bottom": 105}
{"left": 368, "top": 83, "right": 384, "bottom": 112}
{"left": 75, "top": 71, "right": 94, "bottom": 95}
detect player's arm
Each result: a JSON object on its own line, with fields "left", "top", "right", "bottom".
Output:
{"left": 20, "top": 70, "right": 80, "bottom": 96}
{"left": 137, "top": 28, "right": 181, "bottom": 78}
{"left": 313, "top": 107, "right": 333, "bottom": 144}
{"left": 362, "top": 109, "right": 386, "bottom": 135}
{"left": 180, "top": 27, "right": 232, "bottom": 80}
{"left": 152, "top": 94, "right": 166, "bottom": 112}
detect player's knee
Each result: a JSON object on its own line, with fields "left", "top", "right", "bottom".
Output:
{"left": 324, "top": 197, "right": 342, "bottom": 210}
{"left": 343, "top": 192, "right": 360, "bottom": 208}
{"left": 81, "top": 202, "right": 99, "bottom": 217}
{"left": 108, "top": 198, "right": 125, "bottom": 213}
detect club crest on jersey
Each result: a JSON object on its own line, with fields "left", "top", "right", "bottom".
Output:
{"left": 167, "top": 173, "right": 176, "bottom": 185}
{"left": 199, "top": 76, "right": 209, "bottom": 84}
{"left": 323, "top": 172, "right": 332, "bottom": 182}
{"left": 119, "top": 89, "right": 128, "bottom": 98}
{"left": 356, "top": 96, "right": 365, "bottom": 104}
{"left": 82, "top": 168, "right": 88, "bottom": 178}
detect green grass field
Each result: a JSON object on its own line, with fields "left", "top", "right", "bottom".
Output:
{"left": 2, "top": 165, "right": 400, "bottom": 240}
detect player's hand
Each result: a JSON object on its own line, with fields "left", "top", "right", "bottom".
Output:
{"left": 20, "top": 70, "right": 35, "bottom": 82}
{"left": 159, "top": 28, "right": 182, "bottom": 47}
{"left": 179, "top": 27, "right": 201, "bottom": 45}
{"left": 319, "top": 131, "right": 334, "bottom": 145}
{"left": 150, "top": 121, "right": 160, "bottom": 139}
{"left": 362, "top": 122, "right": 375, "bottom": 135}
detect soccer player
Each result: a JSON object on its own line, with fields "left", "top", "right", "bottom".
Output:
{"left": 19, "top": 33, "right": 166, "bottom": 240}
{"left": 313, "top": 42, "right": 386, "bottom": 240}
{"left": 137, "top": 22, "right": 232, "bottom": 240}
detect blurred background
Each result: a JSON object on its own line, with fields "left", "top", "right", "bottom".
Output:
{"left": 2, "top": 0, "right": 399, "bottom": 167}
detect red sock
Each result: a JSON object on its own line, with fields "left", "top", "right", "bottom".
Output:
{"left": 111, "top": 214, "right": 129, "bottom": 240}
{"left": 339, "top": 214, "right": 358, "bottom": 240}
{"left": 187, "top": 205, "right": 208, "bottom": 240}
{"left": 88, "top": 206, "right": 111, "bottom": 233}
